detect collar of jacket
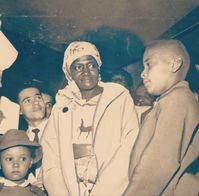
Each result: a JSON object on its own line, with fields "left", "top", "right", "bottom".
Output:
{"left": 156, "top": 80, "right": 189, "bottom": 102}
{"left": 0, "top": 177, "right": 30, "bottom": 187}
{"left": 55, "top": 82, "right": 127, "bottom": 110}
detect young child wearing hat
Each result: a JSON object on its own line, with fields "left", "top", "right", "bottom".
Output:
{"left": 0, "top": 129, "right": 45, "bottom": 196}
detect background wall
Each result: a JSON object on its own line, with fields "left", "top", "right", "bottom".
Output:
{"left": 0, "top": 0, "right": 199, "bottom": 100}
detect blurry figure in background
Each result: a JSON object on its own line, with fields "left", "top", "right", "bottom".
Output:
{"left": 41, "top": 91, "right": 55, "bottom": 118}
{"left": 123, "top": 60, "right": 155, "bottom": 123}
{"left": 133, "top": 82, "right": 154, "bottom": 123}
{"left": 123, "top": 60, "right": 144, "bottom": 91}
{"left": 109, "top": 69, "right": 133, "bottom": 91}
{"left": 0, "top": 129, "right": 45, "bottom": 196}
{"left": 133, "top": 83, "right": 153, "bottom": 106}
{"left": 0, "top": 20, "right": 19, "bottom": 134}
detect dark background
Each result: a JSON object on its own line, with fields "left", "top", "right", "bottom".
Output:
{"left": 0, "top": 0, "right": 199, "bottom": 100}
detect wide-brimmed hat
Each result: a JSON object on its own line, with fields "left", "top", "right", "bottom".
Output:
{"left": 0, "top": 129, "right": 42, "bottom": 164}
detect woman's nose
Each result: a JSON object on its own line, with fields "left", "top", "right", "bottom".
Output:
{"left": 83, "top": 66, "right": 91, "bottom": 74}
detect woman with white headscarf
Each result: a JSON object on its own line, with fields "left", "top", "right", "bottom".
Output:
{"left": 41, "top": 41, "right": 139, "bottom": 196}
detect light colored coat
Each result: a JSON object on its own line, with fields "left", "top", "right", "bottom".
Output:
{"left": 123, "top": 81, "right": 199, "bottom": 196}
{"left": 0, "top": 96, "right": 19, "bottom": 134}
{"left": 41, "top": 82, "right": 139, "bottom": 196}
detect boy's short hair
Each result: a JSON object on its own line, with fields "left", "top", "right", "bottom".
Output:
{"left": 0, "top": 129, "right": 42, "bottom": 164}
{"left": 146, "top": 39, "right": 190, "bottom": 79}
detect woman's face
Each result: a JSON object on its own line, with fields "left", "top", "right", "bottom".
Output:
{"left": 70, "top": 55, "right": 99, "bottom": 92}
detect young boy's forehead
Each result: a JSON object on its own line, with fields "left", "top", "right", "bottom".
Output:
{"left": 1, "top": 146, "right": 31, "bottom": 156}
{"left": 144, "top": 45, "right": 172, "bottom": 63}
{"left": 145, "top": 41, "right": 184, "bottom": 60}
{"left": 143, "top": 49, "right": 158, "bottom": 63}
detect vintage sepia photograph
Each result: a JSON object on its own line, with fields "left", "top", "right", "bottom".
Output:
{"left": 0, "top": 0, "right": 199, "bottom": 195}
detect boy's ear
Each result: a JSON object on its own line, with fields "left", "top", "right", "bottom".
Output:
{"left": 171, "top": 57, "right": 183, "bottom": 73}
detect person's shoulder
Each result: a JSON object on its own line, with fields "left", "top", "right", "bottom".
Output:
{"left": 100, "top": 82, "right": 128, "bottom": 92}
{"left": 161, "top": 84, "right": 198, "bottom": 111}
{"left": 167, "top": 85, "right": 195, "bottom": 102}
{"left": 1, "top": 96, "right": 19, "bottom": 109}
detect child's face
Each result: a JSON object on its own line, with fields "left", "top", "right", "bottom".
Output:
{"left": 0, "top": 146, "right": 33, "bottom": 184}
{"left": 141, "top": 47, "right": 173, "bottom": 95}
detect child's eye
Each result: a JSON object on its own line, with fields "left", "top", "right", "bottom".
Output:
{"left": 19, "top": 157, "right": 27, "bottom": 162}
{"left": 5, "top": 157, "right": 13, "bottom": 162}
{"left": 144, "top": 62, "right": 153, "bottom": 71}
{"left": 146, "top": 62, "right": 151, "bottom": 68}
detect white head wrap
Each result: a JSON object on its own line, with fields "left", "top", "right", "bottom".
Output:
{"left": 62, "top": 41, "right": 102, "bottom": 82}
